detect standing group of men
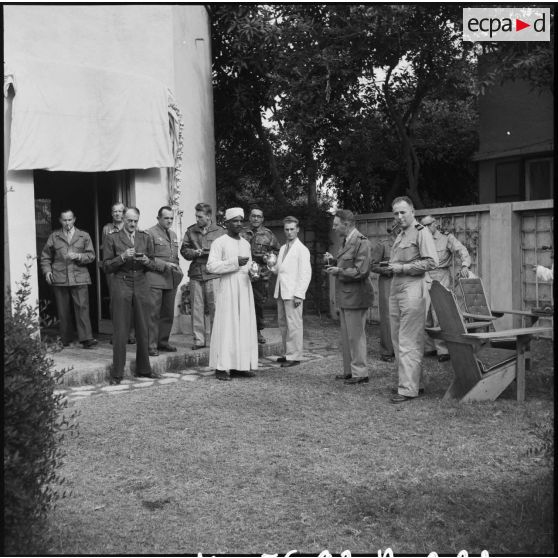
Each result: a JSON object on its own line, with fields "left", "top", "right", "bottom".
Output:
{"left": 325, "top": 196, "right": 472, "bottom": 403}
{"left": 40, "top": 195, "right": 471, "bottom": 399}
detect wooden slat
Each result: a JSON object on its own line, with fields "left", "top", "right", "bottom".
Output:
{"left": 464, "top": 326, "right": 552, "bottom": 340}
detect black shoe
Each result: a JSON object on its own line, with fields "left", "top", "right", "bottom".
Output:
{"left": 230, "top": 369, "right": 256, "bottom": 378}
{"left": 424, "top": 350, "right": 437, "bottom": 357}
{"left": 280, "top": 360, "right": 300, "bottom": 368}
{"left": 148, "top": 349, "right": 159, "bottom": 357}
{"left": 127, "top": 337, "right": 136, "bottom": 344}
{"left": 136, "top": 372, "right": 162, "bottom": 379}
{"left": 109, "top": 377, "right": 122, "bottom": 385}
{"left": 380, "top": 355, "right": 394, "bottom": 362}
{"left": 192, "top": 344, "right": 206, "bottom": 350}
{"left": 216, "top": 370, "right": 231, "bottom": 381}
{"left": 438, "top": 354, "right": 450, "bottom": 362}
{"left": 391, "top": 387, "right": 424, "bottom": 395}
{"left": 390, "top": 394, "right": 416, "bottom": 404}
{"left": 158, "top": 344, "right": 177, "bottom": 352}
{"left": 81, "top": 339, "right": 98, "bottom": 349}
{"left": 276, "top": 356, "right": 287, "bottom": 363}
{"left": 335, "top": 374, "right": 351, "bottom": 380}
{"left": 344, "top": 377, "right": 369, "bottom": 385}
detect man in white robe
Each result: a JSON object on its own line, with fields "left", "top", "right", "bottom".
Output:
{"left": 206, "top": 207, "right": 259, "bottom": 381}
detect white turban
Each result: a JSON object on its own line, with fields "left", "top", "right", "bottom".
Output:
{"left": 224, "top": 207, "right": 244, "bottom": 221}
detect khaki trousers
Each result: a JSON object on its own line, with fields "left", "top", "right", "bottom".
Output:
{"left": 378, "top": 276, "right": 394, "bottom": 356}
{"left": 189, "top": 278, "right": 216, "bottom": 346}
{"left": 148, "top": 286, "right": 178, "bottom": 350}
{"left": 339, "top": 307, "right": 368, "bottom": 378}
{"left": 424, "top": 269, "right": 450, "bottom": 355}
{"left": 277, "top": 299, "right": 304, "bottom": 361}
{"left": 389, "top": 276, "right": 426, "bottom": 397}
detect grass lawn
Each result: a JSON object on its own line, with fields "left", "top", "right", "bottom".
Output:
{"left": 46, "top": 317, "right": 553, "bottom": 555}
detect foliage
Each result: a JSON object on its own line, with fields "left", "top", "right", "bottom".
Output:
{"left": 3, "top": 258, "right": 78, "bottom": 555}
{"left": 211, "top": 4, "right": 481, "bottom": 213}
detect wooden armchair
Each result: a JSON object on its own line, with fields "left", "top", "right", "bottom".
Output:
{"left": 457, "top": 276, "right": 540, "bottom": 368}
{"left": 426, "top": 281, "right": 552, "bottom": 402}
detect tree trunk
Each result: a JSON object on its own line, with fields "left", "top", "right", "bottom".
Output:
{"left": 305, "top": 146, "right": 319, "bottom": 210}
{"left": 252, "top": 111, "right": 290, "bottom": 207}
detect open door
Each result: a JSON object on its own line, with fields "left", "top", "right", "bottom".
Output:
{"left": 34, "top": 170, "right": 132, "bottom": 336}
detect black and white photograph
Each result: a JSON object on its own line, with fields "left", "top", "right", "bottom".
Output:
{"left": 3, "top": 3, "right": 554, "bottom": 556}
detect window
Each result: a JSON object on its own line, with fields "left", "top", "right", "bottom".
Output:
{"left": 525, "top": 158, "right": 553, "bottom": 200}
{"left": 495, "top": 161, "right": 522, "bottom": 202}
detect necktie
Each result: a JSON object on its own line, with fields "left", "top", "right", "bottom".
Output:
{"left": 130, "top": 233, "right": 135, "bottom": 244}
{"left": 342, "top": 238, "right": 346, "bottom": 248}
{"left": 66, "top": 229, "right": 73, "bottom": 243}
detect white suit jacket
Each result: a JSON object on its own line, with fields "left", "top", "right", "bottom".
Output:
{"left": 272, "top": 237, "right": 312, "bottom": 300}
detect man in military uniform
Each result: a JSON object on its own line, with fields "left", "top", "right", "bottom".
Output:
{"left": 180, "top": 203, "right": 225, "bottom": 350}
{"left": 146, "top": 206, "right": 184, "bottom": 356}
{"left": 370, "top": 222, "right": 400, "bottom": 362}
{"left": 420, "top": 214, "right": 472, "bottom": 362}
{"left": 103, "top": 207, "right": 165, "bottom": 384}
{"left": 324, "top": 210, "right": 373, "bottom": 385}
{"left": 40, "top": 209, "right": 97, "bottom": 349}
{"left": 242, "top": 207, "right": 280, "bottom": 344}
{"left": 388, "top": 197, "right": 438, "bottom": 403}
{"left": 101, "top": 202, "right": 135, "bottom": 344}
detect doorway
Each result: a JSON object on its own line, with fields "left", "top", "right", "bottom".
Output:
{"left": 34, "top": 170, "right": 132, "bottom": 336}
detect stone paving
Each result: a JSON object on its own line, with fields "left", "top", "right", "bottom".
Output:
{"left": 54, "top": 339, "right": 341, "bottom": 406}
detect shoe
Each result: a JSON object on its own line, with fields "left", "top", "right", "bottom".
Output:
{"left": 109, "top": 377, "right": 122, "bottom": 385}
{"left": 391, "top": 387, "right": 424, "bottom": 395}
{"left": 424, "top": 350, "right": 437, "bottom": 357}
{"left": 344, "top": 377, "right": 369, "bottom": 385}
{"left": 192, "top": 344, "right": 206, "bottom": 350}
{"left": 127, "top": 337, "right": 136, "bottom": 344}
{"left": 62, "top": 342, "right": 70, "bottom": 347}
{"left": 258, "top": 332, "right": 266, "bottom": 344}
{"left": 390, "top": 394, "right": 416, "bottom": 404}
{"left": 276, "top": 356, "right": 287, "bottom": 363}
{"left": 148, "top": 349, "right": 159, "bottom": 357}
{"left": 81, "top": 339, "right": 98, "bottom": 349}
{"left": 438, "top": 354, "right": 450, "bottom": 362}
{"left": 158, "top": 344, "right": 177, "bottom": 352}
{"left": 230, "top": 369, "right": 256, "bottom": 378}
{"left": 216, "top": 370, "right": 231, "bottom": 381}
{"left": 136, "top": 371, "right": 162, "bottom": 379}
{"left": 335, "top": 374, "right": 351, "bottom": 380}
{"left": 280, "top": 360, "right": 300, "bottom": 368}
{"left": 380, "top": 355, "right": 394, "bottom": 362}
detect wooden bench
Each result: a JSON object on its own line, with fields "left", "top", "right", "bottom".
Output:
{"left": 426, "top": 281, "right": 552, "bottom": 402}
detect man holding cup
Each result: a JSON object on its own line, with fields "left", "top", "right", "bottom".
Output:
{"left": 40, "top": 209, "right": 97, "bottom": 349}
{"left": 103, "top": 207, "right": 166, "bottom": 384}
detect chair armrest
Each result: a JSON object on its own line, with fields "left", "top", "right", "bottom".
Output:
{"left": 426, "top": 327, "right": 483, "bottom": 347}
{"left": 462, "top": 312, "right": 497, "bottom": 322}
{"left": 464, "top": 326, "right": 552, "bottom": 341}
{"left": 492, "top": 308, "right": 539, "bottom": 318}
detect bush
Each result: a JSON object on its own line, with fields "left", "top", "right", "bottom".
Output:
{"left": 3, "top": 259, "right": 78, "bottom": 555}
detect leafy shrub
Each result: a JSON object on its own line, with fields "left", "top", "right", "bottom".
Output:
{"left": 3, "top": 259, "right": 78, "bottom": 555}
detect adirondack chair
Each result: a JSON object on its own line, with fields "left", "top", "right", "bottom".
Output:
{"left": 457, "top": 276, "right": 540, "bottom": 368}
{"left": 426, "top": 281, "right": 552, "bottom": 402}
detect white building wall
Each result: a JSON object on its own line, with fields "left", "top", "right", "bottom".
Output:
{"left": 3, "top": 5, "right": 216, "bottom": 310}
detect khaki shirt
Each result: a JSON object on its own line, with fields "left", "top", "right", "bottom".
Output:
{"left": 389, "top": 221, "right": 438, "bottom": 275}
{"left": 431, "top": 229, "right": 471, "bottom": 269}
{"left": 241, "top": 226, "right": 281, "bottom": 265}
{"left": 180, "top": 223, "right": 226, "bottom": 281}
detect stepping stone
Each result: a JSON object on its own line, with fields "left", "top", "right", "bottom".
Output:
{"left": 70, "top": 395, "right": 90, "bottom": 401}
{"left": 198, "top": 370, "right": 215, "bottom": 377}
{"left": 180, "top": 369, "right": 199, "bottom": 375}
{"left": 157, "top": 378, "right": 178, "bottom": 385}
{"left": 69, "top": 391, "right": 94, "bottom": 397}
{"left": 69, "top": 385, "right": 96, "bottom": 391}
{"left": 181, "top": 375, "right": 200, "bottom": 382}
{"left": 132, "top": 381, "right": 153, "bottom": 388}
{"left": 100, "top": 385, "right": 131, "bottom": 392}
{"left": 135, "top": 377, "right": 155, "bottom": 382}
{"left": 200, "top": 366, "right": 212, "bottom": 372}
{"left": 162, "top": 372, "right": 181, "bottom": 378}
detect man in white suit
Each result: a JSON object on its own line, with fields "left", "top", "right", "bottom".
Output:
{"left": 270, "top": 216, "right": 312, "bottom": 367}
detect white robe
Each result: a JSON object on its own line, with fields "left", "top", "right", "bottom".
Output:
{"left": 206, "top": 234, "right": 258, "bottom": 371}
